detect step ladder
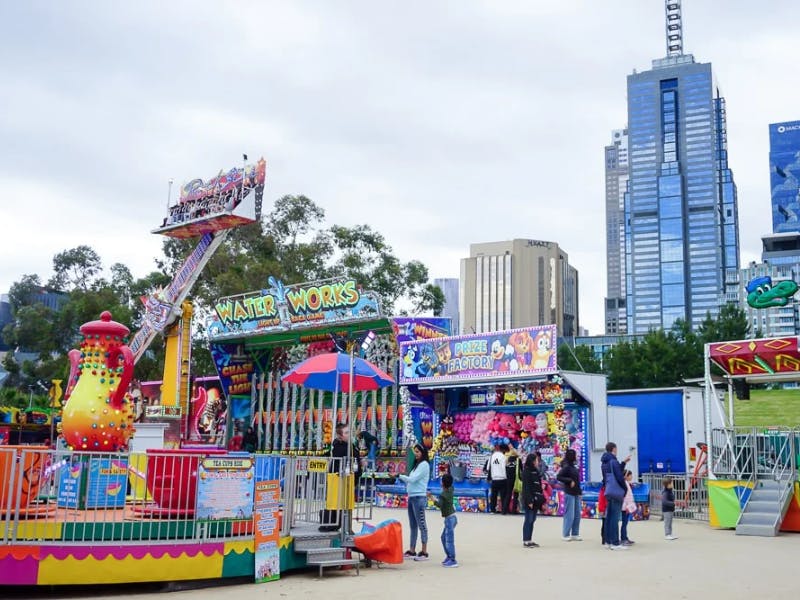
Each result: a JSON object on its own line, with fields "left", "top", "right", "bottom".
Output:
{"left": 735, "top": 478, "right": 795, "bottom": 537}
{"left": 293, "top": 532, "right": 360, "bottom": 578}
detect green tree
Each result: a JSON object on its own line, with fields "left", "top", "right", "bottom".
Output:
{"left": 557, "top": 343, "right": 603, "bottom": 373}
{"left": 48, "top": 245, "right": 103, "bottom": 291}
{"left": 8, "top": 274, "right": 43, "bottom": 312}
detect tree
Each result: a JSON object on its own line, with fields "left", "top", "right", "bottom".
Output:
{"left": 557, "top": 343, "right": 603, "bottom": 373}
{"left": 8, "top": 274, "right": 43, "bottom": 312}
{"left": 698, "top": 304, "right": 749, "bottom": 344}
{"left": 48, "top": 245, "right": 103, "bottom": 291}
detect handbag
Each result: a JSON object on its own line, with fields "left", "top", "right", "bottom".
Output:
{"left": 604, "top": 465, "right": 625, "bottom": 502}
{"left": 513, "top": 461, "right": 522, "bottom": 494}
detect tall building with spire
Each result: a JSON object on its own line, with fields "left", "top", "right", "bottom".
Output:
{"left": 609, "top": 0, "right": 740, "bottom": 333}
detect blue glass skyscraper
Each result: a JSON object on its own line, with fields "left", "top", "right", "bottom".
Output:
{"left": 769, "top": 121, "right": 800, "bottom": 233}
{"left": 620, "top": 1, "right": 740, "bottom": 333}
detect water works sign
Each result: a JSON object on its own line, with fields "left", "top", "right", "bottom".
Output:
{"left": 208, "top": 277, "right": 381, "bottom": 338}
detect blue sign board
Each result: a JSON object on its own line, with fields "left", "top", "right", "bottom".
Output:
{"left": 85, "top": 458, "right": 128, "bottom": 508}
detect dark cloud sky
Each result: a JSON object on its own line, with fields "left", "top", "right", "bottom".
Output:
{"left": 0, "top": 1, "right": 794, "bottom": 333}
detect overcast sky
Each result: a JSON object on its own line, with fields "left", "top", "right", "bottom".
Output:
{"left": 0, "top": 1, "right": 795, "bottom": 334}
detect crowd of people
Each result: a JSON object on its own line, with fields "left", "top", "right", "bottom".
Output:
{"left": 396, "top": 440, "right": 678, "bottom": 568}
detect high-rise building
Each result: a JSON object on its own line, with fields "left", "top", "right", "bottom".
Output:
{"left": 459, "top": 239, "right": 578, "bottom": 337}
{"left": 433, "top": 277, "right": 460, "bottom": 334}
{"left": 620, "top": 0, "right": 740, "bottom": 333}
{"left": 605, "top": 128, "right": 629, "bottom": 334}
{"left": 769, "top": 121, "right": 800, "bottom": 234}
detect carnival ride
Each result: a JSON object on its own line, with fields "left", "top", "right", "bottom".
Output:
{"left": 704, "top": 336, "right": 800, "bottom": 535}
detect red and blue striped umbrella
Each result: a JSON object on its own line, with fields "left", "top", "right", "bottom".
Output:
{"left": 281, "top": 352, "right": 394, "bottom": 392}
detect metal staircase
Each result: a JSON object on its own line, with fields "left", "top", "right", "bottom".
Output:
{"left": 293, "top": 531, "right": 360, "bottom": 578}
{"left": 736, "top": 478, "right": 795, "bottom": 537}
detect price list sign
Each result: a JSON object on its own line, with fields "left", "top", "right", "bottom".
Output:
{"left": 254, "top": 480, "right": 281, "bottom": 583}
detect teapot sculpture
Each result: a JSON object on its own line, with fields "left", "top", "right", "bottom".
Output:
{"left": 61, "top": 311, "right": 135, "bottom": 451}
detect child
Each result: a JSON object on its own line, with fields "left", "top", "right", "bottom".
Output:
{"left": 434, "top": 473, "right": 458, "bottom": 567}
{"left": 662, "top": 477, "right": 677, "bottom": 540}
{"left": 621, "top": 470, "right": 636, "bottom": 546}
{"left": 598, "top": 483, "right": 608, "bottom": 547}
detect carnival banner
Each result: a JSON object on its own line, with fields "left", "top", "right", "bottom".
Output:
{"left": 208, "top": 277, "right": 382, "bottom": 339}
{"left": 399, "top": 325, "right": 558, "bottom": 384}
{"left": 709, "top": 336, "right": 800, "bottom": 377}
{"left": 254, "top": 480, "right": 281, "bottom": 583}
{"left": 391, "top": 317, "right": 452, "bottom": 344}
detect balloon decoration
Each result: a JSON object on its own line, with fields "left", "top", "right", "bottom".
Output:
{"left": 746, "top": 275, "right": 799, "bottom": 309}
{"left": 61, "top": 311, "right": 136, "bottom": 451}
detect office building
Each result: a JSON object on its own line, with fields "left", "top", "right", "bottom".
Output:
{"left": 433, "top": 277, "right": 459, "bottom": 334}
{"left": 619, "top": 0, "right": 740, "bottom": 333}
{"left": 459, "top": 239, "right": 579, "bottom": 337}
{"left": 770, "top": 120, "right": 800, "bottom": 233}
{"left": 605, "top": 128, "right": 629, "bottom": 334}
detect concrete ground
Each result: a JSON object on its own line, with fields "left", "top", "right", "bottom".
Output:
{"left": 16, "top": 508, "right": 799, "bottom": 600}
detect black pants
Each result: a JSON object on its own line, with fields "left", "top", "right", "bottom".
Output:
{"left": 490, "top": 480, "right": 509, "bottom": 514}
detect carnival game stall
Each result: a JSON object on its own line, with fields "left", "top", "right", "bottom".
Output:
{"left": 377, "top": 325, "right": 648, "bottom": 518}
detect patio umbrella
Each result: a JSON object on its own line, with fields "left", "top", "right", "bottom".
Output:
{"left": 282, "top": 352, "right": 394, "bottom": 393}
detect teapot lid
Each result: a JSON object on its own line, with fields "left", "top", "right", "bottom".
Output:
{"left": 79, "top": 311, "right": 130, "bottom": 339}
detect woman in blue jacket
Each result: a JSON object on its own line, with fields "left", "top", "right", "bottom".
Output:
{"left": 399, "top": 443, "right": 431, "bottom": 561}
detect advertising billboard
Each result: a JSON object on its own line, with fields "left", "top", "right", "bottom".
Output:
{"left": 399, "top": 325, "right": 558, "bottom": 384}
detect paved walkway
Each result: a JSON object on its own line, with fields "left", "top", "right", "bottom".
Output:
{"left": 18, "top": 508, "right": 799, "bottom": 599}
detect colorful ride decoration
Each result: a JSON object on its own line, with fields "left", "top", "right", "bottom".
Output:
{"left": 61, "top": 311, "right": 135, "bottom": 451}
{"left": 708, "top": 336, "right": 800, "bottom": 377}
{"left": 745, "top": 275, "right": 799, "bottom": 309}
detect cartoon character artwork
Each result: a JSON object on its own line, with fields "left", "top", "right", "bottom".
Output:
{"left": 491, "top": 339, "right": 508, "bottom": 372}
{"left": 508, "top": 330, "right": 534, "bottom": 370}
{"left": 402, "top": 347, "right": 422, "bottom": 379}
{"left": 746, "top": 275, "right": 799, "bottom": 309}
{"left": 433, "top": 341, "right": 451, "bottom": 376}
{"left": 532, "top": 330, "right": 555, "bottom": 369}
{"left": 534, "top": 412, "right": 549, "bottom": 444}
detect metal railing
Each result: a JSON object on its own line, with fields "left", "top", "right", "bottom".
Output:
{"left": 1, "top": 447, "right": 284, "bottom": 545}
{"left": 711, "top": 427, "right": 799, "bottom": 508}
{"left": 641, "top": 472, "right": 709, "bottom": 522}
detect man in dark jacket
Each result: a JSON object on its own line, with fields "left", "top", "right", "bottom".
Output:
{"left": 600, "top": 442, "right": 628, "bottom": 550}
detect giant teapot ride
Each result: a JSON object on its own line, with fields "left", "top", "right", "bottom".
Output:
{"left": 61, "top": 311, "right": 136, "bottom": 451}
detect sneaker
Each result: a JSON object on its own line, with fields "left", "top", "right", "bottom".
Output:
{"left": 665, "top": 535, "right": 678, "bottom": 541}
{"left": 561, "top": 536, "right": 573, "bottom": 542}
{"left": 414, "top": 551, "right": 430, "bottom": 561}
{"left": 609, "top": 544, "right": 629, "bottom": 551}
{"left": 523, "top": 541, "right": 540, "bottom": 548}
{"left": 443, "top": 559, "right": 459, "bottom": 568}
{"left": 622, "top": 540, "right": 634, "bottom": 546}
{"left": 602, "top": 543, "right": 609, "bottom": 548}
{"left": 570, "top": 535, "right": 583, "bottom": 541}
{"left": 404, "top": 550, "right": 416, "bottom": 559}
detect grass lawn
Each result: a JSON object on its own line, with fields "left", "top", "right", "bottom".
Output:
{"left": 734, "top": 388, "right": 800, "bottom": 427}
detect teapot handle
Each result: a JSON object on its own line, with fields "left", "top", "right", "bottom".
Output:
{"left": 107, "top": 345, "right": 134, "bottom": 407}
{"left": 63, "top": 349, "right": 82, "bottom": 403}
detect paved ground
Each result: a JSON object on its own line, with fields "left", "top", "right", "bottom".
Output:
{"left": 14, "top": 508, "right": 799, "bottom": 599}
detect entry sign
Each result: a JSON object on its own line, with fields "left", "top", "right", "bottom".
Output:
{"left": 308, "top": 459, "right": 327, "bottom": 472}
{"left": 254, "top": 480, "right": 281, "bottom": 583}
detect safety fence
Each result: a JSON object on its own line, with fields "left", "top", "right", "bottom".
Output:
{"left": 640, "top": 472, "right": 709, "bottom": 522}
{"left": 711, "top": 426, "right": 799, "bottom": 509}
{"left": 1, "top": 447, "right": 375, "bottom": 545}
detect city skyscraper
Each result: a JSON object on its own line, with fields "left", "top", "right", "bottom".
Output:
{"left": 616, "top": 0, "right": 740, "bottom": 333}
{"left": 459, "top": 239, "right": 578, "bottom": 337}
{"left": 433, "top": 277, "right": 460, "bottom": 334}
{"left": 769, "top": 120, "right": 800, "bottom": 233}
{"left": 604, "top": 128, "right": 629, "bottom": 334}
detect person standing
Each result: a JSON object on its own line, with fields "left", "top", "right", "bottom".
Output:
{"left": 601, "top": 442, "right": 628, "bottom": 550}
{"left": 662, "top": 477, "right": 678, "bottom": 540}
{"left": 319, "top": 423, "right": 361, "bottom": 532}
{"left": 434, "top": 473, "right": 458, "bottom": 567}
{"left": 557, "top": 448, "right": 583, "bottom": 541}
{"left": 399, "top": 444, "right": 431, "bottom": 560}
{"left": 521, "top": 453, "right": 545, "bottom": 548}
{"left": 621, "top": 470, "right": 637, "bottom": 546}
{"left": 504, "top": 445, "right": 520, "bottom": 514}
{"left": 488, "top": 444, "right": 508, "bottom": 514}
